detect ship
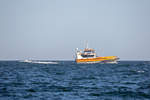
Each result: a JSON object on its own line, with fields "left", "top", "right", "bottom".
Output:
{"left": 75, "top": 43, "right": 119, "bottom": 63}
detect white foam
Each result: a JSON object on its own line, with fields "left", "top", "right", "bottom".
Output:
{"left": 20, "top": 60, "right": 32, "bottom": 63}
{"left": 137, "top": 70, "right": 144, "bottom": 73}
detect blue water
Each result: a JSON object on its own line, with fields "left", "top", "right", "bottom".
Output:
{"left": 0, "top": 61, "right": 150, "bottom": 100}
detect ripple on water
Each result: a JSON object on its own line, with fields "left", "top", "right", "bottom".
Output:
{"left": 0, "top": 61, "right": 150, "bottom": 100}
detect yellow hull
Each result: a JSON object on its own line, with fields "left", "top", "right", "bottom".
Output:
{"left": 76, "top": 56, "right": 118, "bottom": 63}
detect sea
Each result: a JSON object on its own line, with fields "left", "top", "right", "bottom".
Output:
{"left": 0, "top": 61, "right": 150, "bottom": 100}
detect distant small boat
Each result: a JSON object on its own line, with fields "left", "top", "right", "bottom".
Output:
{"left": 75, "top": 42, "right": 119, "bottom": 63}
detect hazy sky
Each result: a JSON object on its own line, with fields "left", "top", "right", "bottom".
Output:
{"left": 0, "top": 0, "right": 150, "bottom": 60}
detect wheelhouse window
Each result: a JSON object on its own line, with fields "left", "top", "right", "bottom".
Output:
{"left": 81, "top": 54, "right": 94, "bottom": 58}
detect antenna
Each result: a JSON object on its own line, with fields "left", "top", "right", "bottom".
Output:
{"left": 85, "top": 40, "right": 88, "bottom": 48}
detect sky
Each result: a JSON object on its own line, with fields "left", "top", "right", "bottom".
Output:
{"left": 0, "top": 0, "right": 150, "bottom": 60}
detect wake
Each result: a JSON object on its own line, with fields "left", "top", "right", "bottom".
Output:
{"left": 20, "top": 60, "right": 58, "bottom": 64}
